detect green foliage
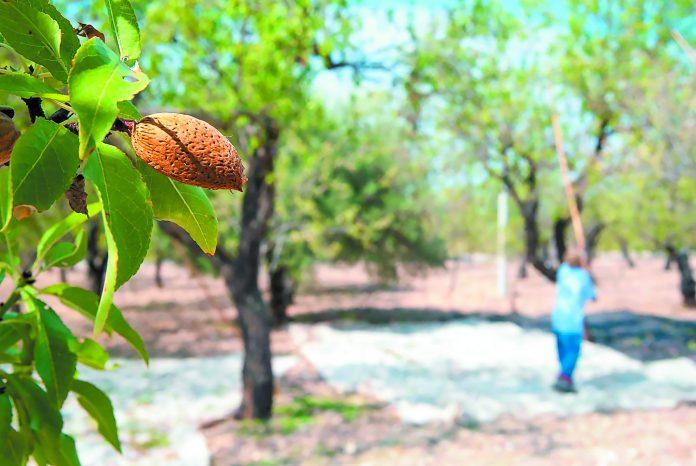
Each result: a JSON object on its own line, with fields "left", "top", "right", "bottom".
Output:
{"left": 10, "top": 119, "right": 79, "bottom": 213}
{"left": 68, "top": 38, "right": 149, "bottom": 159}
{"left": 138, "top": 161, "right": 218, "bottom": 255}
{"left": 276, "top": 99, "right": 446, "bottom": 283}
{"left": 406, "top": 0, "right": 696, "bottom": 257}
{"left": 104, "top": 0, "right": 140, "bottom": 63}
{"left": 0, "top": 0, "right": 78, "bottom": 82}
{"left": 71, "top": 380, "right": 120, "bottom": 452}
{"left": 0, "top": 73, "right": 69, "bottom": 101}
{"left": 83, "top": 143, "right": 153, "bottom": 332}
{"left": 0, "top": 1, "right": 221, "bottom": 464}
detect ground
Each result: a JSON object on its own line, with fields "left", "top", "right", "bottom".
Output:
{"left": 18, "top": 255, "right": 696, "bottom": 465}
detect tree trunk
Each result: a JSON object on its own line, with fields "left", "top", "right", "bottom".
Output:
{"left": 675, "top": 250, "right": 696, "bottom": 308}
{"left": 585, "top": 222, "right": 605, "bottom": 263}
{"left": 517, "top": 260, "right": 527, "bottom": 279}
{"left": 665, "top": 243, "right": 677, "bottom": 271}
{"left": 618, "top": 237, "right": 635, "bottom": 268}
{"left": 520, "top": 199, "right": 557, "bottom": 281}
{"left": 553, "top": 217, "right": 570, "bottom": 264}
{"left": 228, "top": 116, "right": 279, "bottom": 419}
{"left": 86, "top": 221, "right": 107, "bottom": 296}
{"left": 155, "top": 255, "right": 164, "bottom": 288}
{"left": 269, "top": 266, "right": 294, "bottom": 326}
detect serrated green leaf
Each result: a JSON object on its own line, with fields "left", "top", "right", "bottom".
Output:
{"left": 41, "top": 284, "right": 149, "bottom": 364}
{"left": 6, "top": 375, "right": 63, "bottom": 464}
{"left": 0, "top": 0, "right": 68, "bottom": 81}
{"left": 31, "top": 0, "right": 80, "bottom": 67}
{"left": 34, "top": 203, "right": 100, "bottom": 268}
{"left": 105, "top": 0, "right": 141, "bottom": 62}
{"left": 68, "top": 38, "right": 149, "bottom": 159}
{"left": 43, "top": 229, "right": 87, "bottom": 269}
{"left": 138, "top": 161, "right": 218, "bottom": 255}
{"left": 83, "top": 143, "right": 152, "bottom": 334}
{"left": 10, "top": 119, "right": 80, "bottom": 214}
{"left": 117, "top": 100, "right": 142, "bottom": 121}
{"left": 25, "top": 293, "right": 77, "bottom": 407}
{"left": 0, "top": 73, "right": 69, "bottom": 101}
{"left": 76, "top": 337, "right": 109, "bottom": 370}
{"left": 72, "top": 379, "right": 121, "bottom": 452}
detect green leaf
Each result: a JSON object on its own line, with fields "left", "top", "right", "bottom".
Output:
{"left": 58, "top": 433, "right": 81, "bottom": 466}
{"left": 34, "top": 203, "right": 100, "bottom": 268}
{"left": 34, "top": 0, "right": 81, "bottom": 67}
{"left": 41, "top": 284, "right": 149, "bottom": 363}
{"left": 0, "top": 73, "right": 69, "bottom": 101}
{"left": 10, "top": 119, "right": 79, "bottom": 214}
{"left": 43, "top": 228, "right": 87, "bottom": 269}
{"left": 68, "top": 38, "right": 149, "bottom": 159}
{"left": 0, "top": 168, "right": 10, "bottom": 231}
{"left": 0, "top": 426, "right": 30, "bottom": 466}
{"left": 83, "top": 143, "right": 153, "bottom": 334}
{"left": 0, "top": 320, "right": 29, "bottom": 352}
{"left": 5, "top": 375, "right": 63, "bottom": 464}
{"left": 26, "top": 293, "right": 77, "bottom": 407}
{"left": 0, "top": 395, "right": 26, "bottom": 466}
{"left": 105, "top": 0, "right": 141, "bottom": 62}
{"left": 75, "top": 337, "right": 109, "bottom": 370}
{"left": 72, "top": 379, "right": 121, "bottom": 452}
{"left": 138, "top": 161, "right": 218, "bottom": 255}
{"left": 0, "top": 392, "right": 12, "bottom": 439}
{"left": 0, "top": 0, "right": 68, "bottom": 82}
{"left": 117, "top": 100, "right": 142, "bottom": 121}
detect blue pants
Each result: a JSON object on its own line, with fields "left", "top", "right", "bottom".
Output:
{"left": 555, "top": 332, "right": 582, "bottom": 379}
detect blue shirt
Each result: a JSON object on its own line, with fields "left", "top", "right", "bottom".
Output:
{"left": 551, "top": 263, "right": 597, "bottom": 334}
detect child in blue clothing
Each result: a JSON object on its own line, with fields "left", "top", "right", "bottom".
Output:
{"left": 552, "top": 247, "right": 597, "bottom": 393}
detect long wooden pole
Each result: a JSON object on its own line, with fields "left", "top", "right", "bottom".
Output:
{"left": 672, "top": 30, "right": 696, "bottom": 66}
{"left": 551, "top": 113, "right": 586, "bottom": 252}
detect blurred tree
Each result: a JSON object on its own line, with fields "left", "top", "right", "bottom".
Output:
{"left": 270, "top": 96, "right": 446, "bottom": 321}
{"left": 404, "top": 0, "right": 695, "bottom": 282}
{"left": 133, "top": 0, "right": 362, "bottom": 419}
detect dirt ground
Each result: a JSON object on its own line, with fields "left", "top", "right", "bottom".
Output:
{"left": 40, "top": 254, "right": 696, "bottom": 359}
{"left": 22, "top": 255, "right": 696, "bottom": 465}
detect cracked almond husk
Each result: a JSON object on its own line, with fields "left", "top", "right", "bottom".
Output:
{"left": 130, "top": 113, "right": 246, "bottom": 190}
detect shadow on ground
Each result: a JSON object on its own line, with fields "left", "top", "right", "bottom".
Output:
{"left": 291, "top": 308, "right": 696, "bottom": 362}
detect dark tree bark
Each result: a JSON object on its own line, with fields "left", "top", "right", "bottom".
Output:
{"left": 268, "top": 265, "right": 294, "bottom": 326}
{"left": 86, "top": 221, "right": 107, "bottom": 296}
{"left": 155, "top": 255, "right": 164, "bottom": 288}
{"left": 553, "top": 217, "right": 570, "bottom": 264}
{"left": 160, "top": 116, "right": 279, "bottom": 420}
{"left": 618, "top": 237, "right": 635, "bottom": 268}
{"left": 675, "top": 250, "right": 696, "bottom": 308}
{"left": 665, "top": 243, "right": 677, "bottom": 271}
{"left": 519, "top": 198, "right": 557, "bottom": 281}
{"left": 585, "top": 222, "right": 605, "bottom": 263}
{"left": 517, "top": 260, "right": 527, "bottom": 279}
{"left": 227, "top": 116, "right": 279, "bottom": 419}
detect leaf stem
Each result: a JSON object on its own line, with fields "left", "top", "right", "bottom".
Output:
{"left": 45, "top": 98, "right": 74, "bottom": 113}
